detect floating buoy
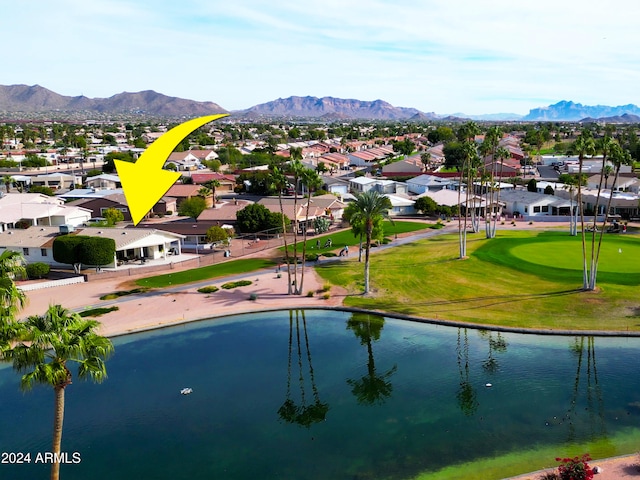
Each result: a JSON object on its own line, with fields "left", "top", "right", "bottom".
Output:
{"left": 485, "top": 383, "right": 492, "bottom": 388}
{"left": 180, "top": 388, "right": 193, "bottom": 395}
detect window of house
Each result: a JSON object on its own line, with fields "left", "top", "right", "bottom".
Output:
{"left": 533, "top": 206, "right": 541, "bottom": 213}
{"left": 542, "top": 206, "right": 549, "bottom": 212}
{"left": 41, "top": 248, "right": 47, "bottom": 257}
{"left": 524, "top": 207, "right": 528, "bottom": 213}
{"left": 22, "top": 248, "right": 29, "bottom": 256}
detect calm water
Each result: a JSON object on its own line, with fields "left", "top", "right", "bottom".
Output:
{"left": 1, "top": 309, "right": 640, "bottom": 479}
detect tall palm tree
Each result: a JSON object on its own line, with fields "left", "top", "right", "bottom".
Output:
{"left": 589, "top": 144, "right": 633, "bottom": 290}
{"left": 492, "top": 146, "right": 511, "bottom": 237}
{"left": 346, "top": 190, "right": 392, "bottom": 294}
{"left": 346, "top": 313, "right": 396, "bottom": 405}
{"left": 3, "top": 305, "right": 113, "bottom": 480}
{"left": 573, "top": 130, "right": 596, "bottom": 289}
{"left": 2, "top": 174, "right": 13, "bottom": 193}
{"left": 480, "top": 127, "right": 501, "bottom": 239}
{"left": 270, "top": 166, "right": 294, "bottom": 294}
{"left": 298, "top": 167, "right": 322, "bottom": 295}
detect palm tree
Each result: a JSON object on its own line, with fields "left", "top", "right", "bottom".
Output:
{"left": 204, "top": 179, "right": 221, "bottom": 205}
{"left": 2, "top": 174, "right": 13, "bottom": 193}
{"left": 270, "top": 166, "right": 294, "bottom": 294}
{"left": 480, "top": 127, "right": 501, "bottom": 238}
{"left": 589, "top": 144, "right": 633, "bottom": 290}
{"left": 3, "top": 305, "right": 113, "bottom": 480}
{"left": 197, "top": 186, "right": 213, "bottom": 208}
{"left": 346, "top": 313, "right": 396, "bottom": 405}
{"left": 298, "top": 168, "right": 322, "bottom": 294}
{"left": 346, "top": 190, "right": 392, "bottom": 294}
{"left": 492, "top": 146, "right": 511, "bottom": 237}
{"left": 573, "top": 130, "right": 596, "bottom": 289}
{"left": 0, "top": 250, "right": 27, "bottom": 323}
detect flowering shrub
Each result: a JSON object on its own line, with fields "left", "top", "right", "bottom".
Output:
{"left": 555, "top": 454, "right": 594, "bottom": 480}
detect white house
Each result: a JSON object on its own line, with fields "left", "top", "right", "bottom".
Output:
{"left": 384, "top": 194, "right": 416, "bottom": 216}
{"left": 498, "top": 189, "right": 573, "bottom": 218}
{"left": 407, "top": 175, "right": 455, "bottom": 194}
{"left": 0, "top": 226, "right": 185, "bottom": 270}
{"left": 0, "top": 193, "right": 91, "bottom": 231}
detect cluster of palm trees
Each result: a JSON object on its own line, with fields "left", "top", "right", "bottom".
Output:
{"left": 0, "top": 250, "right": 113, "bottom": 480}
{"left": 450, "top": 123, "right": 634, "bottom": 292}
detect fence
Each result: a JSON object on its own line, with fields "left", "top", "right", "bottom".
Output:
{"left": 18, "top": 275, "right": 86, "bottom": 292}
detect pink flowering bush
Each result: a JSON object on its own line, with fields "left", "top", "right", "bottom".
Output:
{"left": 555, "top": 454, "right": 594, "bottom": 480}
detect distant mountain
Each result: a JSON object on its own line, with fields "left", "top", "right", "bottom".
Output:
{"left": 523, "top": 100, "right": 640, "bottom": 121}
{"left": 236, "top": 95, "right": 439, "bottom": 120}
{"left": 0, "top": 84, "right": 227, "bottom": 117}
{"left": 579, "top": 113, "right": 640, "bottom": 123}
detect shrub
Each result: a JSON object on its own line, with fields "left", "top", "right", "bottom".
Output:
{"left": 306, "top": 253, "right": 319, "bottom": 262}
{"left": 321, "top": 293, "right": 331, "bottom": 300}
{"left": 306, "top": 290, "right": 314, "bottom": 297}
{"left": 99, "top": 287, "right": 147, "bottom": 301}
{"left": 321, "top": 283, "right": 331, "bottom": 292}
{"left": 221, "top": 280, "right": 252, "bottom": 289}
{"left": 555, "top": 454, "right": 594, "bottom": 480}
{"left": 538, "top": 472, "right": 560, "bottom": 480}
{"left": 197, "top": 285, "right": 219, "bottom": 294}
{"left": 249, "top": 293, "right": 258, "bottom": 301}
{"left": 26, "top": 262, "right": 50, "bottom": 279}
{"left": 79, "top": 306, "right": 119, "bottom": 318}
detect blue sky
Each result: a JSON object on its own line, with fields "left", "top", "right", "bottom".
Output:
{"left": 5, "top": 0, "right": 640, "bottom": 115}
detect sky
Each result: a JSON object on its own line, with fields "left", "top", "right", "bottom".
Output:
{"left": 5, "top": 0, "right": 640, "bottom": 116}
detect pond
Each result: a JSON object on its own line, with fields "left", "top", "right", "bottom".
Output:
{"left": 1, "top": 309, "right": 640, "bottom": 479}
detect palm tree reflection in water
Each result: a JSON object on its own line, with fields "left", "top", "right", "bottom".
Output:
{"left": 346, "top": 313, "right": 397, "bottom": 405}
{"left": 278, "top": 309, "right": 329, "bottom": 427}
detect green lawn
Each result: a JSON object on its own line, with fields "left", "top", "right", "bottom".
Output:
{"left": 135, "top": 258, "right": 274, "bottom": 288}
{"left": 315, "top": 230, "right": 640, "bottom": 331}
{"left": 282, "top": 220, "right": 433, "bottom": 255}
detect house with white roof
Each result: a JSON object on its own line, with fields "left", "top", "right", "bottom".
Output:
{"left": 85, "top": 174, "right": 121, "bottom": 190}
{"left": 349, "top": 177, "right": 408, "bottom": 195}
{"left": 407, "top": 174, "right": 455, "bottom": 195}
{"left": 0, "top": 226, "right": 185, "bottom": 270}
{"left": 0, "top": 193, "right": 91, "bottom": 232}
{"left": 498, "top": 189, "right": 573, "bottom": 218}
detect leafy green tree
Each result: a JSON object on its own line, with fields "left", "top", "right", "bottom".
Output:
{"left": 3, "top": 305, "right": 113, "bottom": 480}
{"left": 178, "top": 197, "right": 207, "bottom": 220}
{"left": 414, "top": 196, "right": 437, "bottom": 215}
{"left": 527, "top": 178, "right": 537, "bottom": 192}
{"left": 544, "top": 185, "right": 554, "bottom": 195}
{"left": 103, "top": 208, "right": 124, "bottom": 225}
{"left": 345, "top": 191, "right": 391, "bottom": 294}
{"left": 313, "top": 217, "right": 330, "bottom": 234}
{"left": 53, "top": 236, "right": 116, "bottom": 273}
{"left": 3, "top": 175, "right": 13, "bottom": 192}
{"left": 443, "top": 141, "right": 465, "bottom": 171}
{"left": 236, "top": 203, "right": 289, "bottom": 234}
{"left": 392, "top": 139, "right": 414, "bottom": 156}
{"left": 206, "top": 225, "right": 229, "bottom": 245}
{"left": 103, "top": 151, "right": 134, "bottom": 174}
{"left": 29, "top": 185, "right": 55, "bottom": 196}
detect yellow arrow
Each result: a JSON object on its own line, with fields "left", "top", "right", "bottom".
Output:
{"left": 116, "top": 114, "right": 229, "bottom": 225}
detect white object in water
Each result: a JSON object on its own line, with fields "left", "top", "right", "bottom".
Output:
{"left": 485, "top": 383, "right": 492, "bottom": 388}
{"left": 180, "top": 388, "right": 193, "bottom": 395}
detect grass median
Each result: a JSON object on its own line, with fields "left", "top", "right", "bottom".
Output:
{"left": 315, "top": 229, "right": 640, "bottom": 331}
{"left": 135, "top": 258, "right": 275, "bottom": 288}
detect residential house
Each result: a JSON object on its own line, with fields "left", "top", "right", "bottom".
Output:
{"left": 384, "top": 194, "right": 416, "bottom": 216}
{"left": 190, "top": 173, "right": 237, "bottom": 193}
{"left": 0, "top": 226, "right": 184, "bottom": 270}
{"left": 85, "top": 174, "right": 122, "bottom": 190}
{"left": 166, "top": 184, "right": 204, "bottom": 207}
{"left": 0, "top": 193, "right": 91, "bottom": 231}
{"left": 382, "top": 155, "right": 424, "bottom": 177}
{"left": 67, "top": 192, "right": 132, "bottom": 221}
{"left": 349, "top": 177, "right": 408, "bottom": 195}
{"left": 498, "top": 189, "right": 573, "bottom": 218}
{"left": 321, "top": 176, "right": 350, "bottom": 196}
{"left": 30, "top": 173, "right": 82, "bottom": 190}
{"left": 406, "top": 174, "right": 455, "bottom": 194}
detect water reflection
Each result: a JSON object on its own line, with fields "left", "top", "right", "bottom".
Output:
{"left": 278, "top": 309, "right": 329, "bottom": 427}
{"left": 456, "top": 328, "right": 478, "bottom": 416}
{"left": 346, "top": 312, "right": 397, "bottom": 405}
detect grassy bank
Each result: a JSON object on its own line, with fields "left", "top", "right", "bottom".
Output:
{"left": 316, "top": 230, "right": 640, "bottom": 331}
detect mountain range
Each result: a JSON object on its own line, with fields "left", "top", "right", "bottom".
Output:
{"left": 0, "top": 84, "right": 227, "bottom": 117}
{"left": 1, "top": 84, "right": 639, "bottom": 122}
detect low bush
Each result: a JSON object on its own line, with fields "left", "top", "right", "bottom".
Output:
{"left": 99, "top": 287, "right": 148, "bottom": 300}
{"left": 248, "top": 293, "right": 258, "bottom": 301}
{"left": 321, "top": 293, "right": 331, "bottom": 300}
{"left": 221, "top": 280, "right": 252, "bottom": 289}
{"left": 197, "top": 285, "right": 219, "bottom": 294}
{"left": 321, "top": 283, "right": 331, "bottom": 292}
{"left": 26, "top": 262, "right": 50, "bottom": 279}
{"left": 307, "top": 290, "right": 314, "bottom": 297}
{"left": 79, "top": 306, "right": 119, "bottom": 318}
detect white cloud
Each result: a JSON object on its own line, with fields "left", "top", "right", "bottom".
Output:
{"left": 4, "top": 0, "right": 640, "bottom": 114}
